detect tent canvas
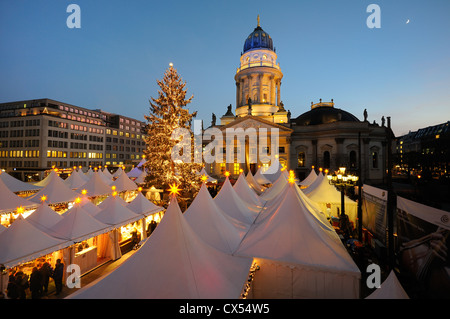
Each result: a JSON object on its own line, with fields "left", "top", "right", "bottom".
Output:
{"left": 235, "top": 183, "right": 360, "bottom": 299}
{"left": 299, "top": 169, "right": 317, "bottom": 187}
{"left": 214, "top": 176, "right": 260, "bottom": 225}
{"left": 0, "top": 177, "right": 37, "bottom": 213}
{"left": 254, "top": 167, "right": 271, "bottom": 185}
{"left": 77, "top": 172, "right": 113, "bottom": 197}
{"left": 126, "top": 166, "right": 143, "bottom": 178}
{"left": 126, "top": 192, "right": 163, "bottom": 217}
{"left": 0, "top": 215, "right": 72, "bottom": 268}
{"left": 0, "top": 171, "right": 42, "bottom": 193}
{"left": 184, "top": 183, "right": 249, "bottom": 254}
{"left": 112, "top": 172, "right": 138, "bottom": 193}
{"left": 245, "top": 171, "right": 264, "bottom": 195}
{"left": 25, "top": 203, "right": 63, "bottom": 233}
{"left": 77, "top": 195, "right": 101, "bottom": 216}
{"left": 27, "top": 172, "right": 80, "bottom": 205}
{"left": 69, "top": 196, "right": 253, "bottom": 299}
{"left": 46, "top": 204, "right": 112, "bottom": 243}
{"left": 366, "top": 270, "right": 409, "bottom": 299}
{"left": 260, "top": 170, "right": 289, "bottom": 202}
{"left": 233, "top": 173, "right": 265, "bottom": 208}
{"left": 64, "top": 170, "right": 88, "bottom": 189}
{"left": 260, "top": 158, "right": 283, "bottom": 184}
{"left": 305, "top": 175, "right": 358, "bottom": 223}
{"left": 33, "top": 170, "right": 61, "bottom": 188}
{"left": 93, "top": 195, "right": 142, "bottom": 228}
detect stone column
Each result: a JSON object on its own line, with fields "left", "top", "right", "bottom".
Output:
{"left": 276, "top": 80, "right": 281, "bottom": 106}
{"left": 236, "top": 81, "right": 240, "bottom": 109}
{"left": 259, "top": 74, "right": 264, "bottom": 104}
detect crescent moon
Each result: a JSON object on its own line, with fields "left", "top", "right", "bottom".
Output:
{"left": 406, "top": 19, "right": 410, "bottom": 24}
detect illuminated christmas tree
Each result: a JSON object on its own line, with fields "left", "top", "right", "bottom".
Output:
{"left": 143, "top": 64, "right": 202, "bottom": 203}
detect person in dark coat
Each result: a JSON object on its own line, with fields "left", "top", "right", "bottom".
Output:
{"left": 6, "top": 274, "right": 19, "bottom": 299}
{"left": 39, "top": 262, "right": 53, "bottom": 294}
{"left": 53, "top": 259, "right": 64, "bottom": 295}
{"left": 14, "top": 271, "right": 28, "bottom": 299}
{"left": 30, "top": 267, "right": 43, "bottom": 299}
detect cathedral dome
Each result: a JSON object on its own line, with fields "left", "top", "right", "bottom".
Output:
{"left": 295, "top": 103, "right": 360, "bottom": 126}
{"left": 243, "top": 17, "right": 274, "bottom": 53}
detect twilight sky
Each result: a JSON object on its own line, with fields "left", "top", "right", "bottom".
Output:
{"left": 1, "top": 0, "right": 449, "bottom": 137}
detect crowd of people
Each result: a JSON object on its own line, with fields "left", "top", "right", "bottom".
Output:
{"left": 5, "top": 259, "right": 64, "bottom": 299}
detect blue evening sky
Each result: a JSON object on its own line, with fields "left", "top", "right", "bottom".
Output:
{"left": 1, "top": 0, "right": 449, "bottom": 136}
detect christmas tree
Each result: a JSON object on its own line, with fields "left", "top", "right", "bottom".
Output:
{"left": 143, "top": 64, "right": 202, "bottom": 204}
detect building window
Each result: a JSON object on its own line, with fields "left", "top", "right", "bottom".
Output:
{"left": 279, "top": 146, "right": 285, "bottom": 154}
{"left": 234, "top": 162, "right": 240, "bottom": 175}
{"left": 372, "top": 152, "right": 378, "bottom": 169}
{"left": 349, "top": 150, "right": 357, "bottom": 169}
{"left": 297, "top": 152, "right": 305, "bottom": 167}
{"left": 323, "top": 151, "right": 330, "bottom": 169}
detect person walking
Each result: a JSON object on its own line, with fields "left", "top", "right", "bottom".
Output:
{"left": 53, "top": 259, "right": 64, "bottom": 296}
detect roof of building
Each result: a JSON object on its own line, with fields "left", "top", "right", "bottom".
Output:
{"left": 243, "top": 16, "right": 274, "bottom": 53}
{"left": 294, "top": 102, "right": 360, "bottom": 126}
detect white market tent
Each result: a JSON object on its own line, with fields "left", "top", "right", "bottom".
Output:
{"left": 33, "top": 170, "right": 60, "bottom": 188}
{"left": 235, "top": 182, "right": 361, "bottom": 299}
{"left": 245, "top": 171, "right": 264, "bottom": 194}
{"left": 64, "top": 170, "right": 88, "bottom": 190}
{"left": 46, "top": 204, "right": 112, "bottom": 243}
{"left": 0, "top": 171, "right": 42, "bottom": 193}
{"left": 97, "top": 193, "right": 128, "bottom": 210}
{"left": 184, "top": 183, "right": 249, "bottom": 254}
{"left": 260, "top": 169, "right": 289, "bottom": 202}
{"left": 0, "top": 177, "right": 37, "bottom": 214}
{"left": 28, "top": 173, "right": 80, "bottom": 205}
{"left": 133, "top": 171, "right": 146, "bottom": 184}
{"left": 0, "top": 215, "right": 72, "bottom": 268}
{"left": 366, "top": 270, "right": 409, "bottom": 299}
{"left": 305, "top": 175, "right": 358, "bottom": 223}
{"left": 76, "top": 172, "right": 113, "bottom": 197}
{"left": 73, "top": 195, "right": 101, "bottom": 216}
{"left": 233, "top": 173, "right": 265, "bottom": 208}
{"left": 260, "top": 158, "right": 283, "bottom": 184}
{"left": 93, "top": 195, "right": 142, "bottom": 228}
{"left": 102, "top": 167, "right": 114, "bottom": 180}
{"left": 127, "top": 166, "right": 144, "bottom": 179}
{"left": 299, "top": 169, "right": 317, "bottom": 187}
{"left": 97, "top": 170, "right": 113, "bottom": 185}
{"left": 254, "top": 167, "right": 271, "bottom": 185}
{"left": 112, "top": 167, "right": 124, "bottom": 178}
{"left": 301, "top": 172, "right": 324, "bottom": 195}
{"left": 112, "top": 172, "right": 138, "bottom": 193}
{"left": 68, "top": 195, "right": 253, "bottom": 299}
{"left": 126, "top": 192, "right": 163, "bottom": 217}
{"left": 25, "top": 203, "right": 64, "bottom": 233}
{"left": 214, "top": 176, "right": 261, "bottom": 225}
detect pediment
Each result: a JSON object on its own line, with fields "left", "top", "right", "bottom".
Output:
{"left": 219, "top": 116, "right": 293, "bottom": 133}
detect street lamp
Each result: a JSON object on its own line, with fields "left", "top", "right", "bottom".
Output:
{"left": 327, "top": 167, "right": 359, "bottom": 239}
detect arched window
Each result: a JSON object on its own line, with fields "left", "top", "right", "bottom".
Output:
{"left": 349, "top": 150, "right": 357, "bottom": 169}
{"left": 372, "top": 152, "right": 378, "bottom": 169}
{"left": 297, "top": 152, "right": 305, "bottom": 167}
{"left": 323, "top": 151, "right": 330, "bottom": 169}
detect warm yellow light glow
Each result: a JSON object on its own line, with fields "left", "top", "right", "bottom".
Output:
{"left": 138, "top": 187, "right": 142, "bottom": 192}
{"left": 112, "top": 191, "right": 118, "bottom": 197}
{"left": 16, "top": 206, "right": 24, "bottom": 214}
{"left": 111, "top": 186, "right": 116, "bottom": 191}
{"left": 167, "top": 183, "right": 181, "bottom": 196}
{"left": 200, "top": 175, "right": 208, "bottom": 183}
{"left": 74, "top": 197, "right": 81, "bottom": 204}
{"left": 288, "top": 170, "right": 296, "bottom": 184}
{"left": 81, "top": 189, "right": 88, "bottom": 195}
{"left": 225, "top": 171, "right": 230, "bottom": 177}
{"left": 319, "top": 167, "right": 323, "bottom": 172}
{"left": 40, "top": 195, "right": 47, "bottom": 203}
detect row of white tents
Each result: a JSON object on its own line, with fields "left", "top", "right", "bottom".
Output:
{"left": 69, "top": 160, "right": 407, "bottom": 299}
{"left": 0, "top": 168, "right": 163, "bottom": 273}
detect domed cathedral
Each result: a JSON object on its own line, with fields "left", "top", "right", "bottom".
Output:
{"left": 205, "top": 16, "right": 391, "bottom": 184}
{"left": 290, "top": 100, "right": 391, "bottom": 184}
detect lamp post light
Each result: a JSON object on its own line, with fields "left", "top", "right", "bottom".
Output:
{"left": 327, "top": 167, "right": 359, "bottom": 239}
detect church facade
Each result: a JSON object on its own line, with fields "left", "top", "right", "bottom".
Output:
{"left": 205, "top": 17, "right": 390, "bottom": 185}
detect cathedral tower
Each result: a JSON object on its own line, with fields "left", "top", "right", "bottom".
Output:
{"left": 234, "top": 16, "right": 285, "bottom": 123}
